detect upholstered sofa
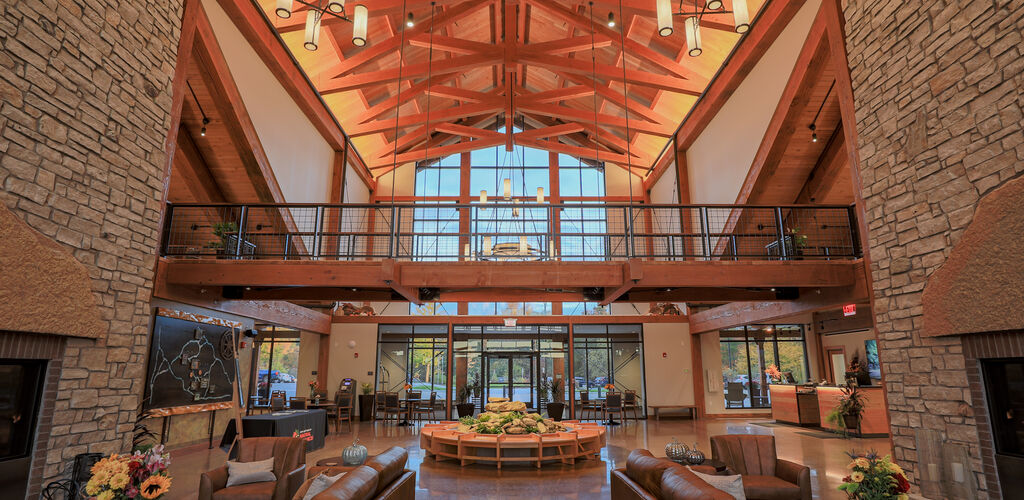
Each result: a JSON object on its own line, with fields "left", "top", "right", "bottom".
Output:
{"left": 611, "top": 449, "right": 733, "bottom": 500}
{"left": 200, "top": 437, "right": 307, "bottom": 500}
{"left": 293, "top": 446, "right": 415, "bottom": 500}
{"left": 709, "top": 434, "right": 811, "bottom": 500}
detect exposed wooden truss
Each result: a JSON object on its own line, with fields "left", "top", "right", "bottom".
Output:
{"left": 256, "top": 0, "right": 765, "bottom": 178}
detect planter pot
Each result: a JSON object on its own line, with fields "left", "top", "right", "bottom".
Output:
{"left": 358, "top": 394, "right": 375, "bottom": 421}
{"left": 546, "top": 402, "right": 565, "bottom": 421}
{"left": 456, "top": 403, "right": 475, "bottom": 418}
{"left": 843, "top": 413, "right": 860, "bottom": 431}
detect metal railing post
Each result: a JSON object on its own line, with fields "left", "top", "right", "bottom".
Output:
{"left": 312, "top": 205, "right": 324, "bottom": 260}
{"left": 624, "top": 206, "right": 633, "bottom": 258}
{"left": 773, "top": 207, "right": 788, "bottom": 260}
{"left": 235, "top": 205, "right": 248, "bottom": 258}
{"left": 729, "top": 235, "right": 738, "bottom": 261}
{"left": 847, "top": 206, "right": 861, "bottom": 258}
{"left": 284, "top": 234, "right": 291, "bottom": 260}
{"left": 699, "top": 206, "right": 712, "bottom": 261}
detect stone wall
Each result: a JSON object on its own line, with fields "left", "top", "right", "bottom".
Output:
{"left": 0, "top": 0, "right": 182, "bottom": 493}
{"left": 843, "top": 0, "right": 1023, "bottom": 497}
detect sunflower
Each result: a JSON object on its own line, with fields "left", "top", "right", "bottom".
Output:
{"left": 854, "top": 457, "right": 870, "bottom": 469}
{"left": 140, "top": 475, "right": 171, "bottom": 499}
{"left": 850, "top": 471, "right": 865, "bottom": 483}
{"left": 109, "top": 472, "right": 130, "bottom": 490}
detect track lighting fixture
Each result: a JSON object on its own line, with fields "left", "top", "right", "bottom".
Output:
{"left": 808, "top": 80, "right": 835, "bottom": 143}
{"left": 186, "top": 80, "right": 209, "bottom": 139}
{"left": 200, "top": 117, "right": 209, "bottom": 137}
{"left": 607, "top": 12, "right": 616, "bottom": 27}
{"left": 406, "top": 12, "right": 415, "bottom": 28}
{"left": 809, "top": 124, "right": 817, "bottom": 143}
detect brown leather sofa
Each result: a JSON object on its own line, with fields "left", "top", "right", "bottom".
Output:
{"left": 611, "top": 450, "right": 733, "bottom": 500}
{"left": 293, "top": 446, "right": 415, "bottom": 500}
{"left": 709, "top": 434, "right": 811, "bottom": 500}
{"left": 200, "top": 437, "right": 307, "bottom": 500}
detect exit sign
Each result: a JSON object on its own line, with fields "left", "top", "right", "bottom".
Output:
{"left": 843, "top": 304, "right": 857, "bottom": 316}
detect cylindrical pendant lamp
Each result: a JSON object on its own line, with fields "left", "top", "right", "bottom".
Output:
{"left": 733, "top": 0, "right": 750, "bottom": 33}
{"left": 536, "top": 187, "right": 545, "bottom": 203}
{"left": 327, "top": 0, "right": 344, "bottom": 14}
{"left": 276, "top": 0, "right": 292, "bottom": 18}
{"left": 483, "top": 236, "right": 492, "bottom": 255}
{"left": 352, "top": 5, "right": 368, "bottom": 46}
{"left": 304, "top": 10, "right": 322, "bottom": 51}
{"left": 656, "top": 0, "right": 673, "bottom": 36}
{"left": 503, "top": 178, "right": 512, "bottom": 199}
{"left": 685, "top": 17, "right": 702, "bottom": 57}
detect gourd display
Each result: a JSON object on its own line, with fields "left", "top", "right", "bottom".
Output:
{"left": 684, "top": 443, "right": 705, "bottom": 465}
{"left": 342, "top": 438, "right": 368, "bottom": 466}
{"left": 665, "top": 438, "right": 689, "bottom": 462}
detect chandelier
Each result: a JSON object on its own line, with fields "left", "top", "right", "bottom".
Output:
{"left": 274, "top": 0, "right": 369, "bottom": 50}
{"left": 656, "top": 0, "right": 750, "bottom": 56}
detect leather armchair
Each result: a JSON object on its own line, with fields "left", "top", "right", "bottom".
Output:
{"left": 709, "top": 435, "right": 810, "bottom": 500}
{"left": 200, "top": 437, "right": 307, "bottom": 500}
{"left": 293, "top": 446, "right": 414, "bottom": 500}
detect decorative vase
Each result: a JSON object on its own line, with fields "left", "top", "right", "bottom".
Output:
{"left": 665, "top": 438, "right": 689, "bottom": 462}
{"left": 456, "top": 403, "right": 475, "bottom": 418}
{"left": 358, "top": 394, "right": 375, "bottom": 421}
{"left": 547, "top": 402, "right": 565, "bottom": 421}
{"left": 685, "top": 444, "right": 705, "bottom": 465}
{"left": 843, "top": 413, "right": 860, "bottom": 431}
{"left": 342, "top": 438, "right": 368, "bottom": 466}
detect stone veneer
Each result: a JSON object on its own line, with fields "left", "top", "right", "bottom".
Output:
{"left": 843, "top": 0, "right": 1023, "bottom": 498}
{"left": 0, "top": 0, "right": 182, "bottom": 494}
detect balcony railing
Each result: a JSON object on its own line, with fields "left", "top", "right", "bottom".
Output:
{"left": 160, "top": 202, "right": 861, "bottom": 262}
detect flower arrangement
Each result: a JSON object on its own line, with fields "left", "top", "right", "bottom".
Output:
{"left": 403, "top": 383, "right": 412, "bottom": 391}
{"left": 838, "top": 451, "right": 910, "bottom": 499}
{"left": 85, "top": 445, "right": 172, "bottom": 500}
{"left": 308, "top": 379, "right": 321, "bottom": 398}
{"left": 604, "top": 383, "right": 615, "bottom": 391}
{"left": 765, "top": 364, "right": 782, "bottom": 383}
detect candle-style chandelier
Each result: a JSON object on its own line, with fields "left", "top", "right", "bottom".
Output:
{"left": 655, "top": 0, "right": 751, "bottom": 57}
{"left": 274, "top": 0, "right": 369, "bottom": 50}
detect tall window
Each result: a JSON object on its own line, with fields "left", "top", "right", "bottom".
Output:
{"left": 377, "top": 325, "right": 448, "bottom": 395}
{"left": 252, "top": 326, "right": 300, "bottom": 399}
{"left": 572, "top": 324, "right": 645, "bottom": 416}
{"left": 409, "top": 302, "right": 458, "bottom": 315}
{"left": 720, "top": 325, "right": 808, "bottom": 409}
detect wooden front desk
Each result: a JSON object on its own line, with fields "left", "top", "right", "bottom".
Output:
{"left": 768, "top": 385, "right": 820, "bottom": 426}
{"left": 770, "top": 385, "right": 889, "bottom": 436}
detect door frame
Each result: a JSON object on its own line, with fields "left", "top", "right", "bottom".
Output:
{"left": 483, "top": 353, "right": 536, "bottom": 410}
{"left": 824, "top": 346, "right": 846, "bottom": 385}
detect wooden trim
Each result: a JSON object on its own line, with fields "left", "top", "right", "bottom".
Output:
{"left": 702, "top": 411, "right": 773, "bottom": 419}
{"left": 317, "top": 333, "right": 330, "bottom": 390}
{"left": 643, "top": 0, "right": 809, "bottom": 190}
{"left": 332, "top": 315, "right": 687, "bottom": 325}
{"left": 688, "top": 261, "right": 870, "bottom": 334}
{"left": 690, "top": 332, "right": 705, "bottom": 419}
{"left": 214, "top": 0, "right": 375, "bottom": 191}
{"left": 154, "top": 264, "right": 331, "bottom": 334}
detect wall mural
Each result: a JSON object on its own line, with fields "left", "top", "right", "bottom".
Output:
{"left": 143, "top": 308, "right": 241, "bottom": 410}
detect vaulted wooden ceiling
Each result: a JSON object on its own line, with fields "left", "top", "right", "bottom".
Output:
{"left": 260, "top": 0, "right": 763, "bottom": 178}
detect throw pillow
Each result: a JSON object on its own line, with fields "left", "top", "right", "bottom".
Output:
{"left": 225, "top": 457, "right": 276, "bottom": 487}
{"left": 687, "top": 467, "right": 746, "bottom": 500}
{"left": 302, "top": 472, "right": 346, "bottom": 500}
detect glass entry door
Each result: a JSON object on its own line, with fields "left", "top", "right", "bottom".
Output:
{"left": 484, "top": 355, "right": 534, "bottom": 409}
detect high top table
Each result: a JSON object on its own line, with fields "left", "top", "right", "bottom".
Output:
{"left": 221, "top": 409, "right": 327, "bottom": 452}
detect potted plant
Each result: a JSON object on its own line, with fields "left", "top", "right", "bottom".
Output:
{"left": 358, "top": 382, "right": 375, "bottom": 421}
{"left": 538, "top": 379, "right": 550, "bottom": 409}
{"left": 455, "top": 380, "right": 477, "bottom": 418}
{"left": 546, "top": 378, "right": 566, "bottom": 421}
{"left": 206, "top": 221, "right": 238, "bottom": 257}
{"left": 787, "top": 226, "right": 808, "bottom": 259}
{"left": 827, "top": 385, "right": 866, "bottom": 436}
{"left": 308, "top": 379, "right": 321, "bottom": 399}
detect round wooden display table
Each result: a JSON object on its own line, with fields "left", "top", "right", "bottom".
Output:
{"left": 420, "top": 421, "right": 606, "bottom": 468}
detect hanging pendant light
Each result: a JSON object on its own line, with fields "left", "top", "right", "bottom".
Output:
{"left": 536, "top": 187, "right": 544, "bottom": 203}
{"left": 275, "top": 0, "right": 292, "bottom": 18}
{"left": 656, "top": 0, "right": 673, "bottom": 36}
{"left": 607, "top": 12, "right": 616, "bottom": 28}
{"left": 685, "top": 17, "right": 702, "bottom": 57}
{"left": 479, "top": 189, "right": 488, "bottom": 209}
{"left": 549, "top": 241, "right": 557, "bottom": 260}
{"left": 503, "top": 178, "right": 512, "bottom": 199}
{"left": 406, "top": 12, "right": 415, "bottom": 28}
{"left": 463, "top": 243, "right": 470, "bottom": 259}
{"left": 327, "top": 0, "right": 344, "bottom": 14}
{"left": 304, "top": 10, "right": 323, "bottom": 51}
{"left": 352, "top": 5, "right": 368, "bottom": 46}
{"left": 512, "top": 199, "right": 520, "bottom": 218}
{"left": 483, "top": 236, "right": 492, "bottom": 255}
{"left": 519, "top": 236, "right": 528, "bottom": 255}
{"left": 733, "top": 0, "right": 750, "bottom": 33}
{"left": 706, "top": 0, "right": 723, "bottom": 10}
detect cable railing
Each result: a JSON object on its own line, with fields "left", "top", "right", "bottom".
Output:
{"left": 160, "top": 202, "right": 861, "bottom": 262}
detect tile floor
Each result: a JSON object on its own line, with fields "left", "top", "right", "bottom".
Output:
{"left": 166, "top": 417, "right": 890, "bottom": 499}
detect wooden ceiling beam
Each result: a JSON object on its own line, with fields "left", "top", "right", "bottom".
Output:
{"left": 523, "top": 35, "right": 614, "bottom": 55}
{"left": 174, "top": 124, "right": 226, "bottom": 203}
{"left": 408, "top": 34, "right": 495, "bottom": 55}
{"left": 520, "top": 85, "right": 595, "bottom": 104}
{"left": 557, "top": 72, "right": 672, "bottom": 126}
{"left": 434, "top": 122, "right": 505, "bottom": 140}
{"left": 796, "top": 123, "right": 847, "bottom": 203}
{"left": 515, "top": 123, "right": 586, "bottom": 139}
{"left": 425, "top": 85, "right": 497, "bottom": 103}
{"left": 517, "top": 102, "right": 673, "bottom": 137}
{"left": 354, "top": 73, "right": 458, "bottom": 124}
{"left": 514, "top": 137, "right": 638, "bottom": 171}
{"left": 527, "top": 0, "right": 706, "bottom": 83}
{"left": 348, "top": 100, "right": 505, "bottom": 137}
{"left": 326, "top": 0, "right": 495, "bottom": 77}
{"left": 322, "top": 51, "right": 503, "bottom": 94}
{"left": 519, "top": 53, "right": 703, "bottom": 95}
{"left": 369, "top": 136, "right": 507, "bottom": 168}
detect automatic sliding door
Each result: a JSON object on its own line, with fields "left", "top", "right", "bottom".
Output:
{"left": 510, "top": 355, "right": 533, "bottom": 409}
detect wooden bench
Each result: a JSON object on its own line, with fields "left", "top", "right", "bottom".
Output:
{"left": 647, "top": 405, "right": 698, "bottom": 420}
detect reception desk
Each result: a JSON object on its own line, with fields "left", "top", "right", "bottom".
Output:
{"left": 769, "top": 384, "right": 889, "bottom": 436}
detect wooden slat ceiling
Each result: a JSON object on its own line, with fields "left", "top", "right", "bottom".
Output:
{"left": 259, "top": 0, "right": 764, "bottom": 177}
